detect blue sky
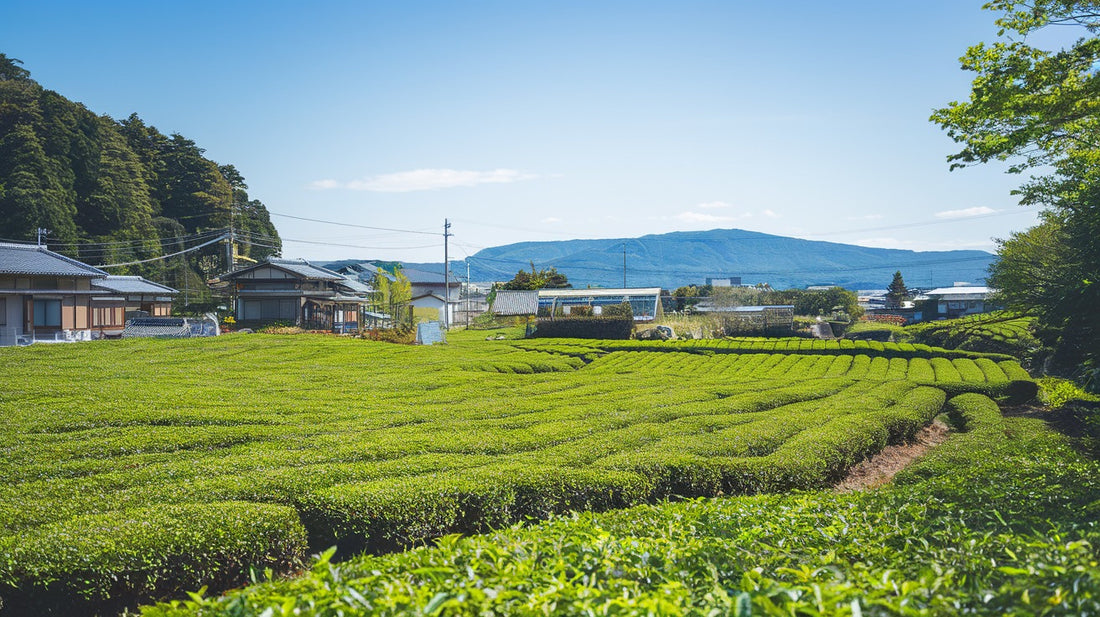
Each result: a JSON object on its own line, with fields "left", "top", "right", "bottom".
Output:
{"left": 2, "top": 1, "right": 1045, "bottom": 263}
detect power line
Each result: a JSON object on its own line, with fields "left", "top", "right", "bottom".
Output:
{"left": 96, "top": 233, "right": 228, "bottom": 268}
{"left": 268, "top": 211, "right": 442, "bottom": 236}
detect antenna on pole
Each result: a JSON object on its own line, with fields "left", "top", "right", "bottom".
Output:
{"left": 36, "top": 228, "right": 50, "bottom": 247}
{"left": 443, "top": 219, "right": 452, "bottom": 329}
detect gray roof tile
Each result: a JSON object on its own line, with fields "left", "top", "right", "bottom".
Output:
{"left": 92, "top": 275, "right": 178, "bottom": 295}
{"left": 491, "top": 290, "right": 539, "bottom": 315}
{"left": 0, "top": 242, "right": 108, "bottom": 277}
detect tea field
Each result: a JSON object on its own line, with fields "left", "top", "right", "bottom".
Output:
{"left": 0, "top": 332, "right": 1049, "bottom": 613}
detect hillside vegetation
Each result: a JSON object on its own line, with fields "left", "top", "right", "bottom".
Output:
{"left": 907, "top": 312, "right": 1040, "bottom": 362}
{"left": 0, "top": 55, "right": 280, "bottom": 296}
{"left": 0, "top": 333, "right": 1038, "bottom": 614}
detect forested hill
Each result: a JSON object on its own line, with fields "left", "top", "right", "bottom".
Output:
{"left": 0, "top": 55, "right": 280, "bottom": 299}
{"left": 466, "top": 228, "right": 996, "bottom": 290}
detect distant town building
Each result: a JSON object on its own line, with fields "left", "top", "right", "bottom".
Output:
{"left": 706, "top": 276, "right": 742, "bottom": 287}
{"left": 537, "top": 287, "right": 663, "bottom": 321}
{"left": 925, "top": 284, "right": 995, "bottom": 318}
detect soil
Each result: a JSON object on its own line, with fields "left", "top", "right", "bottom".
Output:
{"left": 834, "top": 419, "right": 951, "bottom": 492}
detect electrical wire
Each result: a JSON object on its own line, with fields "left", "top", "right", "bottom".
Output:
{"left": 268, "top": 211, "right": 442, "bottom": 236}
{"left": 95, "top": 234, "right": 228, "bottom": 268}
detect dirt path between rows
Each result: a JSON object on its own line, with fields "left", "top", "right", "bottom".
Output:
{"left": 834, "top": 419, "right": 951, "bottom": 492}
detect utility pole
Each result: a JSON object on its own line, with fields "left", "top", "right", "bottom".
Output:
{"left": 225, "top": 203, "right": 236, "bottom": 273}
{"left": 36, "top": 228, "right": 50, "bottom": 246}
{"left": 443, "top": 219, "right": 452, "bottom": 329}
{"left": 622, "top": 243, "right": 627, "bottom": 288}
{"left": 466, "top": 258, "right": 471, "bottom": 329}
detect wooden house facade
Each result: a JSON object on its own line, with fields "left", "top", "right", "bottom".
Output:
{"left": 220, "top": 259, "right": 372, "bottom": 332}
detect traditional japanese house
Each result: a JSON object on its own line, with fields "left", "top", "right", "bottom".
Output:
{"left": 218, "top": 258, "right": 372, "bottom": 332}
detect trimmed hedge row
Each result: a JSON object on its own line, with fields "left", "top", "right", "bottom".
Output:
{"left": 0, "top": 335, "right": 1034, "bottom": 613}
{"left": 0, "top": 502, "right": 306, "bottom": 615}
{"left": 565, "top": 336, "right": 1018, "bottom": 360}
{"left": 530, "top": 317, "right": 634, "bottom": 339}
{"left": 144, "top": 394, "right": 1100, "bottom": 617}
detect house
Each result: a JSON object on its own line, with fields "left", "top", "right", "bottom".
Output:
{"left": 89, "top": 276, "right": 179, "bottom": 337}
{"left": 924, "top": 284, "right": 996, "bottom": 318}
{"left": 1, "top": 242, "right": 109, "bottom": 345}
{"left": 218, "top": 258, "right": 372, "bottom": 332}
{"left": 404, "top": 266, "right": 460, "bottom": 326}
{"left": 536, "top": 287, "right": 663, "bottom": 321}
{"left": 0, "top": 242, "right": 184, "bottom": 346}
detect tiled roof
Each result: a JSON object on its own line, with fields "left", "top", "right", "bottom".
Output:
{"left": 267, "top": 259, "right": 344, "bottom": 280}
{"left": 223, "top": 258, "right": 344, "bottom": 281}
{"left": 92, "top": 275, "right": 178, "bottom": 295}
{"left": 925, "top": 286, "right": 991, "bottom": 296}
{"left": 403, "top": 267, "right": 458, "bottom": 285}
{"left": 491, "top": 290, "right": 539, "bottom": 315}
{"left": 337, "top": 275, "right": 374, "bottom": 295}
{"left": 0, "top": 242, "right": 108, "bottom": 277}
{"left": 537, "top": 287, "right": 662, "bottom": 298}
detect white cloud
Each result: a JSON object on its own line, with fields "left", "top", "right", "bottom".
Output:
{"left": 697, "top": 201, "right": 733, "bottom": 210}
{"left": 934, "top": 206, "right": 997, "bottom": 219}
{"left": 847, "top": 214, "right": 883, "bottom": 221}
{"left": 673, "top": 211, "right": 743, "bottom": 223}
{"left": 310, "top": 168, "right": 539, "bottom": 192}
{"left": 308, "top": 179, "right": 341, "bottom": 190}
{"left": 760, "top": 209, "right": 780, "bottom": 219}
{"left": 540, "top": 217, "right": 562, "bottom": 224}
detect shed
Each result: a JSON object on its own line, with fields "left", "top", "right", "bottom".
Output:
{"left": 491, "top": 290, "right": 539, "bottom": 316}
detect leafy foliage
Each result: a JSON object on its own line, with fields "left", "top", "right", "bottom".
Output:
{"left": 907, "top": 311, "right": 1040, "bottom": 360}
{"left": 0, "top": 57, "right": 280, "bottom": 300}
{"left": 500, "top": 262, "right": 570, "bottom": 290}
{"left": 932, "top": 0, "right": 1100, "bottom": 385}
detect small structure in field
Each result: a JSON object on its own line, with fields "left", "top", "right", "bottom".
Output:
{"left": 490, "top": 290, "right": 539, "bottom": 317}
{"left": 122, "top": 315, "right": 219, "bottom": 339}
{"left": 696, "top": 304, "right": 795, "bottom": 335}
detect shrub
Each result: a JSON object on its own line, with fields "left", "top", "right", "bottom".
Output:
{"left": 531, "top": 317, "right": 634, "bottom": 339}
{"left": 0, "top": 502, "right": 306, "bottom": 615}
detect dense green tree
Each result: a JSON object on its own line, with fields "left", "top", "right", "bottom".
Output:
{"left": 502, "top": 262, "right": 571, "bottom": 290}
{"left": 0, "top": 57, "right": 282, "bottom": 301}
{"left": 0, "top": 124, "right": 77, "bottom": 242}
{"left": 885, "top": 271, "right": 909, "bottom": 309}
{"left": 932, "top": 0, "right": 1100, "bottom": 382}
{"left": 0, "top": 54, "right": 30, "bottom": 82}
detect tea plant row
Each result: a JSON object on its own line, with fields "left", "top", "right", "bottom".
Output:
{"left": 144, "top": 392, "right": 1100, "bottom": 616}
{"left": 0, "top": 334, "right": 1036, "bottom": 613}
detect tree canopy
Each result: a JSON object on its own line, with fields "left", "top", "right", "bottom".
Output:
{"left": 931, "top": 0, "right": 1100, "bottom": 384}
{"left": 501, "top": 263, "right": 571, "bottom": 290}
{"left": 886, "top": 271, "right": 909, "bottom": 309}
{"left": 0, "top": 56, "right": 281, "bottom": 305}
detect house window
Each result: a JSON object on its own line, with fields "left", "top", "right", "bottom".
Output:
{"left": 0, "top": 297, "right": 6, "bottom": 326}
{"left": 33, "top": 299, "right": 62, "bottom": 327}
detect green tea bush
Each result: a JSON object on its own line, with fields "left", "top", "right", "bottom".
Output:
{"left": 0, "top": 502, "right": 306, "bottom": 615}
{"left": 530, "top": 317, "right": 634, "bottom": 339}
{"left": 144, "top": 395, "right": 1100, "bottom": 617}
{"left": 0, "top": 335, "right": 1039, "bottom": 613}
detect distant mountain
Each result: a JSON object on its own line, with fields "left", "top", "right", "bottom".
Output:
{"left": 326, "top": 228, "right": 996, "bottom": 291}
